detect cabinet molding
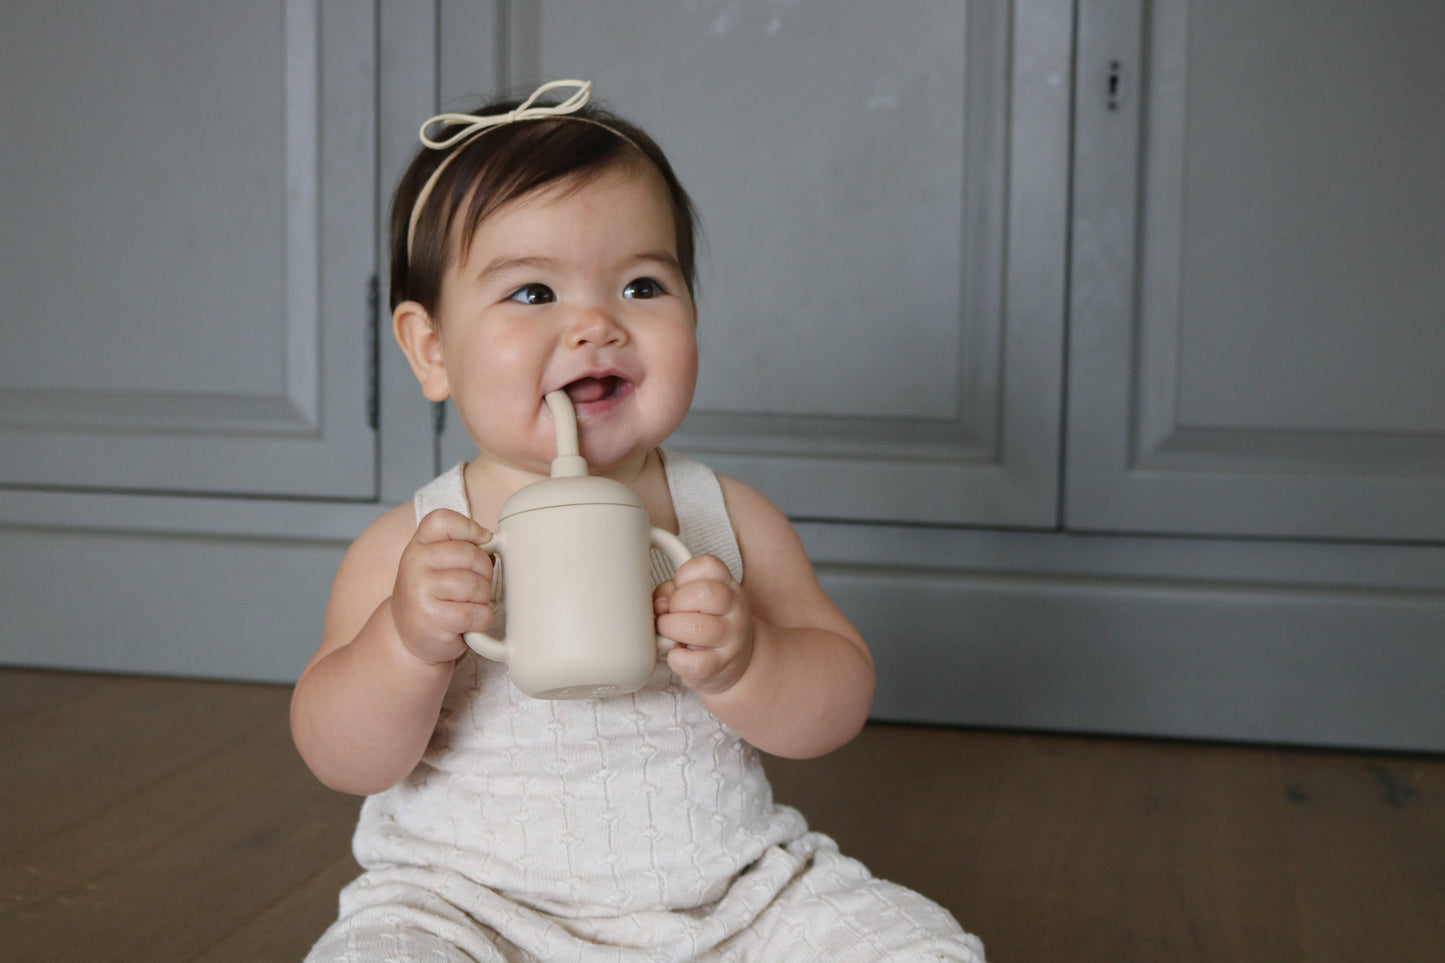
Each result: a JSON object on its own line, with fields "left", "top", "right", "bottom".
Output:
{"left": 0, "top": 0, "right": 378, "bottom": 500}
{"left": 1066, "top": 0, "right": 1445, "bottom": 541}
{"left": 436, "top": 0, "right": 1072, "bottom": 528}
{"left": 6, "top": 512, "right": 1442, "bottom": 752}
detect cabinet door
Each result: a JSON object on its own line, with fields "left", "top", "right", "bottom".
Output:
{"left": 0, "top": 0, "right": 377, "bottom": 499}
{"left": 1067, "top": 0, "right": 1445, "bottom": 541}
{"left": 436, "top": 0, "right": 1071, "bottom": 528}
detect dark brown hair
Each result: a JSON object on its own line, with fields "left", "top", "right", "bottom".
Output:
{"left": 388, "top": 92, "right": 699, "bottom": 315}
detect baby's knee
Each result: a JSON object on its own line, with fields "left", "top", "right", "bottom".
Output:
{"left": 304, "top": 902, "right": 506, "bottom": 963}
{"left": 751, "top": 871, "right": 986, "bottom": 961}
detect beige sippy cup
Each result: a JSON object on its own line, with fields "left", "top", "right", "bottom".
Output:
{"left": 462, "top": 390, "right": 692, "bottom": 699}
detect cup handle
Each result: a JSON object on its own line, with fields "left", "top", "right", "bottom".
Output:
{"left": 462, "top": 530, "right": 510, "bottom": 663}
{"left": 650, "top": 528, "right": 693, "bottom": 655}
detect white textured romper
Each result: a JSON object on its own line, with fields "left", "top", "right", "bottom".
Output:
{"left": 305, "top": 450, "right": 985, "bottom": 962}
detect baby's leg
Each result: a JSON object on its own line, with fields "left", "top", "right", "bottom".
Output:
{"left": 726, "top": 834, "right": 986, "bottom": 962}
{"left": 304, "top": 871, "right": 512, "bottom": 963}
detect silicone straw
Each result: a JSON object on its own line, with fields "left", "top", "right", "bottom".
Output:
{"left": 544, "top": 390, "right": 589, "bottom": 478}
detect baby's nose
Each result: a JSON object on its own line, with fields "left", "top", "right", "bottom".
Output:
{"left": 566, "top": 307, "right": 627, "bottom": 347}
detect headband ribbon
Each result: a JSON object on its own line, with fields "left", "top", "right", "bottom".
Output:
{"left": 419, "top": 79, "right": 592, "bottom": 150}
{"left": 406, "top": 79, "right": 596, "bottom": 261}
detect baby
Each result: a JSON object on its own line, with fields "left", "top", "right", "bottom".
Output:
{"left": 291, "top": 80, "right": 984, "bottom": 962}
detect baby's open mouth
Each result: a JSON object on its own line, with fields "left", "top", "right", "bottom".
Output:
{"left": 562, "top": 375, "right": 629, "bottom": 405}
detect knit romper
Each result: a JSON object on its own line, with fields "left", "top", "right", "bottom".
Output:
{"left": 305, "top": 449, "right": 985, "bottom": 962}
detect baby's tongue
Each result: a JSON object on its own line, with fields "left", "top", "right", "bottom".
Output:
{"left": 564, "top": 377, "right": 610, "bottom": 404}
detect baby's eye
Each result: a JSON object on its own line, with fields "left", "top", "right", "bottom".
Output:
{"left": 623, "top": 277, "right": 665, "bottom": 300}
{"left": 507, "top": 283, "right": 555, "bottom": 305}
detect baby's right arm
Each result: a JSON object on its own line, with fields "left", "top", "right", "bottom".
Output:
{"left": 290, "top": 506, "right": 494, "bottom": 795}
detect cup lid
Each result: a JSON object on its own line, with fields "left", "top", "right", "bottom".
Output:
{"left": 498, "top": 474, "right": 644, "bottom": 518}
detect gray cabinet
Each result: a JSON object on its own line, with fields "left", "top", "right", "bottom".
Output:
{"left": 2, "top": 1, "right": 1442, "bottom": 750}
{"left": 0, "top": 0, "right": 378, "bottom": 499}
{"left": 1068, "top": 0, "right": 1445, "bottom": 542}
{"left": 437, "top": 0, "right": 1072, "bottom": 529}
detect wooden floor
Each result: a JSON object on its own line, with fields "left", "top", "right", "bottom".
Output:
{"left": 2, "top": 668, "right": 1442, "bottom": 962}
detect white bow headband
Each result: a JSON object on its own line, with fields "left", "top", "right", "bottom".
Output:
{"left": 405, "top": 79, "right": 633, "bottom": 262}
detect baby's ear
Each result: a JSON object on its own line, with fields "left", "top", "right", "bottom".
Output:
{"left": 393, "top": 301, "right": 451, "bottom": 402}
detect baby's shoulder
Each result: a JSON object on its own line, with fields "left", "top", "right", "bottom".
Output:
{"left": 361, "top": 499, "right": 419, "bottom": 547}
{"left": 712, "top": 472, "right": 830, "bottom": 602}
{"left": 713, "top": 473, "right": 800, "bottom": 557}
{"left": 714, "top": 473, "right": 782, "bottom": 528}
{"left": 338, "top": 502, "right": 417, "bottom": 586}
{"left": 315, "top": 502, "right": 417, "bottom": 655}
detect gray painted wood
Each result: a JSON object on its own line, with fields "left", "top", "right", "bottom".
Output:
{"left": 437, "top": 0, "right": 1071, "bottom": 528}
{"left": 845, "top": 566, "right": 1445, "bottom": 752}
{"left": 3, "top": 1, "right": 1443, "bottom": 753}
{"left": 1067, "top": 0, "right": 1445, "bottom": 541}
{"left": 0, "top": 527, "right": 346, "bottom": 684}
{"left": 0, "top": 0, "right": 377, "bottom": 499}
{"left": 6, "top": 516, "right": 1442, "bottom": 751}
{"left": 805, "top": 520, "right": 1445, "bottom": 751}
{"left": 378, "top": 0, "right": 455, "bottom": 502}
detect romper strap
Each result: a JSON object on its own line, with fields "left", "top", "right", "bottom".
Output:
{"left": 656, "top": 448, "right": 744, "bottom": 584}
{"left": 414, "top": 462, "right": 470, "bottom": 524}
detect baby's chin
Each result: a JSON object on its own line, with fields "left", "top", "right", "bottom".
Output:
{"left": 577, "top": 441, "right": 658, "bottom": 478}
{"left": 578, "top": 412, "right": 686, "bottom": 473}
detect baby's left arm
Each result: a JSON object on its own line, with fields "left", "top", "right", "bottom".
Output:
{"left": 654, "top": 476, "right": 875, "bottom": 759}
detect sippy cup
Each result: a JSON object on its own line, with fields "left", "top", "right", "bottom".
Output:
{"left": 462, "top": 390, "right": 692, "bottom": 699}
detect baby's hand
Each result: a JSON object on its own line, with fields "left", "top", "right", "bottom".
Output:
{"left": 390, "top": 508, "right": 494, "bottom": 665}
{"left": 655, "top": 555, "right": 753, "bottom": 694}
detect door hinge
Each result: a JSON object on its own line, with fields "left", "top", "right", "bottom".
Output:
{"left": 366, "top": 273, "right": 380, "bottom": 431}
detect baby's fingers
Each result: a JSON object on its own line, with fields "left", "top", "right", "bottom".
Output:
{"left": 653, "top": 579, "right": 676, "bottom": 615}
{"left": 666, "top": 643, "right": 728, "bottom": 684}
{"left": 666, "top": 577, "right": 735, "bottom": 618}
{"left": 415, "top": 508, "right": 490, "bottom": 547}
{"left": 430, "top": 567, "right": 493, "bottom": 606}
{"left": 670, "top": 554, "right": 734, "bottom": 589}
{"left": 421, "top": 536, "right": 494, "bottom": 581}
{"left": 657, "top": 610, "right": 727, "bottom": 650}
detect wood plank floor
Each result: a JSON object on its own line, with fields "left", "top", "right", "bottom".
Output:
{"left": 2, "top": 667, "right": 1441, "bottom": 962}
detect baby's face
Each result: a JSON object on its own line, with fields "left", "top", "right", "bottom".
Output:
{"left": 431, "top": 160, "right": 698, "bottom": 476}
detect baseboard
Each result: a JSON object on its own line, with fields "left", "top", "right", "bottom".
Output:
{"left": 5, "top": 517, "right": 1443, "bottom": 752}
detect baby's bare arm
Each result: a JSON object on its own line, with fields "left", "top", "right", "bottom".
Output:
{"left": 658, "top": 477, "right": 874, "bottom": 759}
{"left": 290, "top": 505, "right": 493, "bottom": 795}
